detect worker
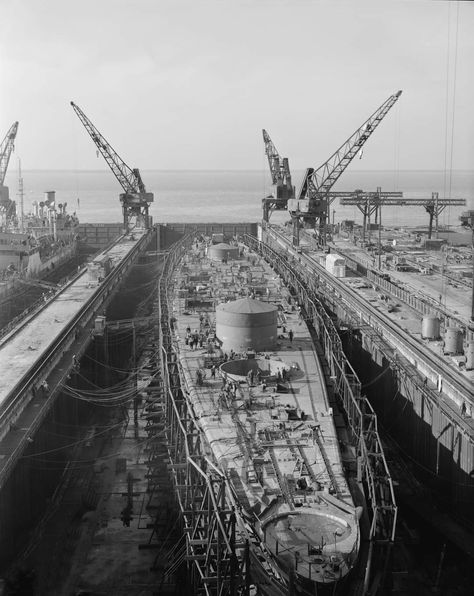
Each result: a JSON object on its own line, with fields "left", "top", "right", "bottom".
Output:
{"left": 247, "top": 370, "right": 253, "bottom": 386}
{"left": 289, "top": 329, "right": 294, "bottom": 343}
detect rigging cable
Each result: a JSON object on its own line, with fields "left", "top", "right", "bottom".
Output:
{"left": 440, "top": 1, "right": 460, "bottom": 308}
{"left": 447, "top": 1, "right": 460, "bottom": 227}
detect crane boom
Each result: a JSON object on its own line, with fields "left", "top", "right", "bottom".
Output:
{"left": 70, "top": 102, "right": 153, "bottom": 230}
{"left": 288, "top": 90, "right": 402, "bottom": 245}
{"left": 262, "top": 129, "right": 295, "bottom": 222}
{"left": 0, "top": 122, "right": 19, "bottom": 186}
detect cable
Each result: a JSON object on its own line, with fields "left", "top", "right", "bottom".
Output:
{"left": 26, "top": 432, "right": 164, "bottom": 469}
{"left": 81, "top": 353, "right": 156, "bottom": 375}
{"left": 446, "top": 2, "right": 460, "bottom": 229}
{"left": 360, "top": 364, "right": 392, "bottom": 389}
{"left": 21, "top": 420, "right": 130, "bottom": 458}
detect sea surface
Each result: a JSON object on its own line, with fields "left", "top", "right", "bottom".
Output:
{"left": 6, "top": 169, "right": 474, "bottom": 229}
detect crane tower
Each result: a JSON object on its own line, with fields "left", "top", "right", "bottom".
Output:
{"left": 0, "top": 121, "right": 19, "bottom": 223}
{"left": 70, "top": 102, "right": 153, "bottom": 231}
{"left": 289, "top": 90, "right": 402, "bottom": 246}
{"left": 262, "top": 129, "right": 295, "bottom": 222}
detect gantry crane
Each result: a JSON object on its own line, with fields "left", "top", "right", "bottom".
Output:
{"left": 288, "top": 90, "right": 402, "bottom": 246}
{"left": 70, "top": 102, "right": 153, "bottom": 231}
{"left": 0, "top": 121, "right": 19, "bottom": 224}
{"left": 340, "top": 192, "right": 466, "bottom": 241}
{"left": 262, "top": 129, "right": 295, "bottom": 222}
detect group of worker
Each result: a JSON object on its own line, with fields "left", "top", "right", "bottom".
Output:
{"left": 185, "top": 329, "right": 203, "bottom": 350}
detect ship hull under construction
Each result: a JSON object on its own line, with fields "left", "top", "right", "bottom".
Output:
{"left": 165, "top": 233, "right": 362, "bottom": 594}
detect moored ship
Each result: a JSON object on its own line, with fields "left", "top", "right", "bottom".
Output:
{"left": 0, "top": 190, "right": 79, "bottom": 280}
{"left": 169, "top": 235, "right": 362, "bottom": 593}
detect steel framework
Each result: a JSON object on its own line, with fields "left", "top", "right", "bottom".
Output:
{"left": 70, "top": 102, "right": 153, "bottom": 230}
{"left": 288, "top": 91, "right": 402, "bottom": 246}
{"left": 262, "top": 129, "right": 295, "bottom": 221}
{"left": 340, "top": 191, "right": 466, "bottom": 239}
{"left": 0, "top": 121, "right": 19, "bottom": 223}
{"left": 0, "top": 121, "right": 18, "bottom": 186}
{"left": 153, "top": 235, "right": 251, "bottom": 595}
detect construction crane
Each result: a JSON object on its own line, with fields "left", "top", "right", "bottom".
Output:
{"left": 260, "top": 133, "right": 403, "bottom": 237}
{"left": 261, "top": 132, "right": 400, "bottom": 228}
{"left": 288, "top": 90, "right": 402, "bottom": 246}
{"left": 70, "top": 102, "right": 153, "bottom": 231}
{"left": 0, "top": 121, "right": 19, "bottom": 225}
{"left": 340, "top": 192, "right": 466, "bottom": 241}
{"left": 262, "top": 129, "right": 295, "bottom": 222}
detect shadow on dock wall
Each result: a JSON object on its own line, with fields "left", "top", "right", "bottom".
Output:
{"left": 0, "top": 232, "right": 160, "bottom": 579}
{"left": 342, "top": 330, "right": 474, "bottom": 525}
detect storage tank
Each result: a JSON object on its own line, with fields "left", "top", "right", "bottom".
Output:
{"left": 216, "top": 297, "right": 278, "bottom": 352}
{"left": 421, "top": 315, "right": 440, "bottom": 340}
{"left": 443, "top": 326, "right": 464, "bottom": 355}
{"left": 465, "top": 342, "right": 474, "bottom": 371}
{"left": 208, "top": 243, "right": 239, "bottom": 262}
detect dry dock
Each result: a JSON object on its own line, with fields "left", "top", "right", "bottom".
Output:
{"left": 0, "top": 221, "right": 472, "bottom": 595}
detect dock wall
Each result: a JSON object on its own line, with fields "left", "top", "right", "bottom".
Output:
{"left": 76, "top": 223, "right": 124, "bottom": 250}
{"left": 0, "top": 230, "right": 159, "bottom": 571}
{"left": 157, "top": 222, "right": 257, "bottom": 249}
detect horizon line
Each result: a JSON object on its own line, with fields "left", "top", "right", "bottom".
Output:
{"left": 8, "top": 168, "right": 474, "bottom": 174}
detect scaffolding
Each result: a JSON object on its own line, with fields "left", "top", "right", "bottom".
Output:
{"left": 147, "top": 234, "right": 251, "bottom": 595}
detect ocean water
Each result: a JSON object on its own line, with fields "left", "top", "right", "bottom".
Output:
{"left": 6, "top": 169, "right": 474, "bottom": 229}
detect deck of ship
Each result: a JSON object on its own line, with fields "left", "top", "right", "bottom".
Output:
{"left": 172, "top": 242, "right": 354, "bottom": 502}
{"left": 169, "top": 239, "right": 360, "bottom": 587}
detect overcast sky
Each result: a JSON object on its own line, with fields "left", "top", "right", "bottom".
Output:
{"left": 1, "top": 0, "right": 473, "bottom": 172}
